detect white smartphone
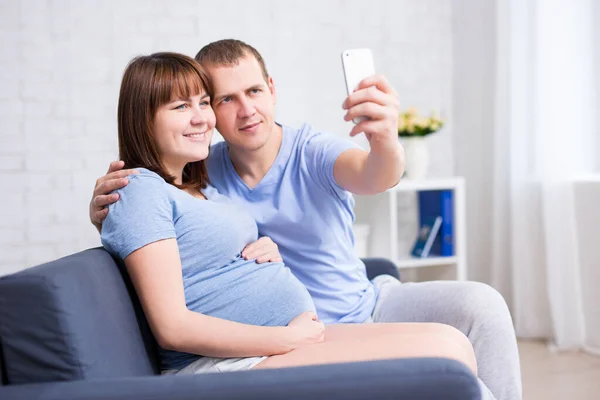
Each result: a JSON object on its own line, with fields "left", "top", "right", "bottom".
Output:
{"left": 341, "top": 48, "right": 376, "bottom": 124}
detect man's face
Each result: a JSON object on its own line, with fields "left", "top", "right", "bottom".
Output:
{"left": 206, "top": 55, "right": 277, "bottom": 153}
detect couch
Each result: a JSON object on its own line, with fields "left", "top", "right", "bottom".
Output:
{"left": 0, "top": 248, "right": 480, "bottom": 399}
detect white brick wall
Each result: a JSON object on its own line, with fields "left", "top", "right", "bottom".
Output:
{"left": 0, "top": 0, "right": 454, "bottom": 275}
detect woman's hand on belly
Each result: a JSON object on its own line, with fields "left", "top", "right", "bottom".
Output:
{"left": 281, "top": 311, "right": 325, "bottom": 352}
{"left": 241, "top": 236, "right": 283, "bottom": 263}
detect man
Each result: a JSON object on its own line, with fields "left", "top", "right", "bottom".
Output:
{"left": 90, "top": 40, "right": 521, "bottom": 399}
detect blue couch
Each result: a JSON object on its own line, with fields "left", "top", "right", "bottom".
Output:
{"left": 0, "top": 248, "right": 480, "bottom": 399}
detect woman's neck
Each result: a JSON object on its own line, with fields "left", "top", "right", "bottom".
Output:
{"left": 163, "top": 160, "right": 185, "bottom": 185}
{"left": 163, "top": 161, "right": 206, "bottom": 199}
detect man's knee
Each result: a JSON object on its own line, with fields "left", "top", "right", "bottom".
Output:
{"left": 458, "top": 282, "right": 513, "bottom": 325}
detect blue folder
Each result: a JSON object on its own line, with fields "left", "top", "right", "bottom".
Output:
{"left": 417, "top": 190, "right": 454, "bottom": 256}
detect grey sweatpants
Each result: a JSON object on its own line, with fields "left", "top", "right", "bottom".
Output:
{"left": 371, "top": 275, "right": 522, "bottom": 400}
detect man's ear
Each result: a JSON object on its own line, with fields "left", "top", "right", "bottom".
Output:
{"left": 268, "top": 76, "right": 276, "bottom": 104}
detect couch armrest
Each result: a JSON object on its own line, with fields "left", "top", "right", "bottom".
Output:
{"left": 0, "top": 358, "right": 480, "bottom": 400}
{"left": 362, "top": 258, "right": 400, "bottom": 281}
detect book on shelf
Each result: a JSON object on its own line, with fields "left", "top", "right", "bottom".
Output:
{"left": 411, "top": 216, "right": 443, "bottom": 258}
{"left": 417, "top": 190, "right": 454, "bottom": 256}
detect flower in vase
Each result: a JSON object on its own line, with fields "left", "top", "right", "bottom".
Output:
{"left": 398, "top": 108, "right": 444, "bottom": 137}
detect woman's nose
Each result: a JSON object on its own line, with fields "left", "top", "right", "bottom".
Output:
{"left": 190, "top": 107, "right": 207, "bottom": 125}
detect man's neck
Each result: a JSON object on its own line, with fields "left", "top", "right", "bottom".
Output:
{"left": 228, "top": 124, "right": 283, "bottom": 189}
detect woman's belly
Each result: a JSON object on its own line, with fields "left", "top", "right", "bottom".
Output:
{"left": 183, "top": 257, "right": 316, "bottom": 327}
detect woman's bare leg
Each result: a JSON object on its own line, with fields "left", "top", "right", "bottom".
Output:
{"left": 253, "top": 322, "right": 477, "bottom": 375}
{"left": 324, "top": 322, "right": 476, "bottom": 368}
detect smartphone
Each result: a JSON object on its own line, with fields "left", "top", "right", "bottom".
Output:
{"left": 341, "top": 48, "right": 376, "bottom": 124}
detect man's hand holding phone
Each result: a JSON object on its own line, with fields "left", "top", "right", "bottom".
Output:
{"left": 336, "top": 49, "right": 404, "bottom": 194}
{"left": 341, "top": 49, "right": 400, "bottom": 147}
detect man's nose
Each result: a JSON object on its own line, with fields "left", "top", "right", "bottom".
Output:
{"left": 238, "top": 97, "right": 256, "bottom": 118}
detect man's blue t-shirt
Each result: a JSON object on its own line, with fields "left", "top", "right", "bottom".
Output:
{"left": 101, "top": 168, "right": 315, "bottom": 371}
{"left": 207, "top": 124, "right": 377, "bottom": 324}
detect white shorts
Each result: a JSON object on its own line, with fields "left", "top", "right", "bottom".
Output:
{"left": 162, "top": 355, "right": 268, "bottom": 375}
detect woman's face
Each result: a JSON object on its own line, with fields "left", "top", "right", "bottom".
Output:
{"left": 153, "top": 91, "right": 216, "bottom": 172}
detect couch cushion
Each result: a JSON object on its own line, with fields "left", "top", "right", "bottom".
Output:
{"left": 0, "top": 335, "right": 6, "bottom": 385}
{"left": 0, "top": 248, "right": 159, "bottom": 384}
{"left": 0, "top": 359, "right": 481, "bottom": 400}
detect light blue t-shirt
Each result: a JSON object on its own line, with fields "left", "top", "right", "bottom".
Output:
{"left": 101, "top": 168, "right": 315, "bottom": 371}
{"left": 207, "top": 124, "right": 377, "bottom": 324}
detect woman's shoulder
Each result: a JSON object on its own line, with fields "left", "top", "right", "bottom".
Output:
{"left": 128, "top": 167, "right": 164, "bottom": 181}
{"left": 113, "top": 167, "right": 169, "bottom": 197}
{"left": 104, "top": 167, "right": 174, "bottom": 225}
{"left": 125, "top": 167, "right": 169, "bottom": 185}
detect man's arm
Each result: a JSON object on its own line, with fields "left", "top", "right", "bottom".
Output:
{"left": 89, "top": 161, "right": 137, "bottom": 232}
{"left": 334, "top": 75, "right": 405, "bottom": 195}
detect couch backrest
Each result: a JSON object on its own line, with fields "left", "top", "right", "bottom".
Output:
{"left": 0, "top": 248, "right": 160, "bottom": 385}
{"left": 0, "top": 334, "right": 6, "bottom": 385}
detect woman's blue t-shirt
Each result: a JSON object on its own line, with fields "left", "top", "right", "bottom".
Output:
{"left": 101, "top": 168, "right": 315, "bottom": 371}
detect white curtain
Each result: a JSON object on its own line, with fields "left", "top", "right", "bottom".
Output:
{"left": 492, "top": 0, "right": 598, "bottom": 353}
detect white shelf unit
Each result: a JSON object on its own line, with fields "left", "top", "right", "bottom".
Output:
{"left": 354, "top": 177, "right": 467, "bottom": 281}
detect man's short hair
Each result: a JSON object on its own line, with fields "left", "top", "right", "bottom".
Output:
{"left": 195, "top": 39, "right": 269, "bottom": 82}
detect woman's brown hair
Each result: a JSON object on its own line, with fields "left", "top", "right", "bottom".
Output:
{"left": 117, "top": 52, "right": 213, "bottom": 191}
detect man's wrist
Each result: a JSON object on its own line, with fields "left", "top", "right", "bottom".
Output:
{"left": 368, "top": 134, "right": 401, "bottom": 154}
